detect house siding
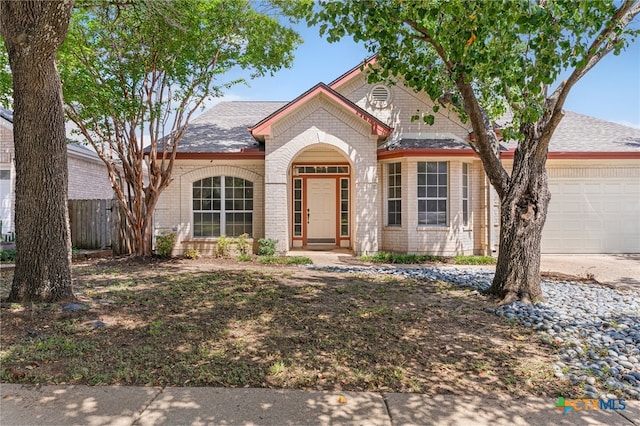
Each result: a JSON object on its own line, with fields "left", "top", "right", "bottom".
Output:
{"left": 0, "top": 121, "right": 15, "bottom": 235}
{"left": 264, "top": 96, "right": 380, "bottom": 255}
{"left": 66, "top": 153, "right": 115, "bottom": 200}
{"left": 380, "top": 158, "right": 480, "bottom": 256}
{"left": 154, "top": 159, "right": 265, "bottom": 255}
{"left": 334, "top": 74, "right": 470, "bottom": 142}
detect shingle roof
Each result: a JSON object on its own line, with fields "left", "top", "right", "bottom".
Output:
{"left": 0, "top": 107, "right": 12, "bottom": 123}
{"left": 176, "top": 101, "right": 639, "bottom": 154}
{"left": 382, "top": 138, "right": 475, "bottom": 151}
{"left": 549, "top": 111, "right": 640, "bottom": 152}
{"left": 177, "top": 101, "right": 286, "bottom": 153}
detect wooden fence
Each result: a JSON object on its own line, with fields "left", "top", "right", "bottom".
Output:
{"left": 68, "top": 199, "right": 133, "bottom": 255}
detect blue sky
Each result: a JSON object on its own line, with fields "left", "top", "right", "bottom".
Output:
{"left": 219, "top": 23, "right": 640, "bottom": 129}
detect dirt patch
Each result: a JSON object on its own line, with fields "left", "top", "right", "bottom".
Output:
{"left": 0, "top": 257, "right": 579, "bottom": 398}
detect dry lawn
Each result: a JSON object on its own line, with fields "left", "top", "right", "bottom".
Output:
{"left": 0, "top": 257, "right": 580, "bottom": 398}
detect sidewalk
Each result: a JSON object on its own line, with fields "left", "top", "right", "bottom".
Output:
{"left": 1, "top": 384, "right": 637, "bottom": 425}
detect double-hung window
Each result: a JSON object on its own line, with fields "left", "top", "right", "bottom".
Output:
{"left": 387, "top": 162, "right": 401, "bottom": 226}
{"left": 417, "top": 161, "right": 448, "bottom": 226}
{"left": 193, "top": 176, "right": 253, "bottom": 237}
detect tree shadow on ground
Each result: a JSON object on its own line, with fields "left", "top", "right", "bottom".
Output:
{"left": 0, "top": 258, "right": 578, "bottom": 399}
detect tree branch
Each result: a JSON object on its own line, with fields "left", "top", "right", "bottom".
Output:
{"left": 547, "top": 1, "right": 640, "bottom": 130}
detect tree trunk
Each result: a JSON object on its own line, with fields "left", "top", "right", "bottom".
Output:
{"left": 1, "top": 0, "right": 75, "bottom": 303}
{"left": 487, "top": 136, "right": 551, "bottom": 304}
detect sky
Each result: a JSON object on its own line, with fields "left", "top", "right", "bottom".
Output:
{"left": 215, "top": 23, "right": 640, "bottom": 129}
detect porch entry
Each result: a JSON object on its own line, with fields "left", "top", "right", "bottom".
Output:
{"left": 291, "top": 165, "right": 350, "bottom": 249}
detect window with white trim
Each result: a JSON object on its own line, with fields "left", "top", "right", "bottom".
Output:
{"left": 387, "top": 163, "right": 401, "bottom": 226}
{"left": 193, "top": 176, "right": 253, "bottom": 237}
{"left": 462, "top": 163, "right": 469, "bottom": 227}
{"left": 417, "top": 161, "right": 448, "bottom": 226}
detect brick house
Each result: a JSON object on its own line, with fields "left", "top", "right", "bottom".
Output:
{"left": 0, "top": 107, "right": 116, "bottom": 238}
{"left": 154, "top": 60, "right": 640, "bottom": 256}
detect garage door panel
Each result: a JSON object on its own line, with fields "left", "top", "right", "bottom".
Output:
{"left": 543, "top": 177, "right": 640, "bottom": 254}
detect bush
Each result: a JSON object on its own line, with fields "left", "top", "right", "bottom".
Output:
{"left": 155, "top": 233, "right": 175, "bottom": 257}
{"left": 237, "top": 254, "right": 252, "bottom": 262}
{"left": 184, "top": 248, "right": 200, "bottom": 260}
{"left": 257, "top": 238, "right": 277, "bottom": 256}
{"left": 0, "top": 249, "right": 17, "bottom": 262}
{"left": 236, "top": 233, "right": 250, "bottom": 255}
{"left": 215, "top": 236, "right": 232, "bottom": 258}
{"left": 359, "top": 252, "right": 443, "bottom": 264}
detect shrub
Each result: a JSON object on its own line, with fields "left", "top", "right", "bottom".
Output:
{"left": 184, "top": 248, "right": 200, "bottom": 260}
{"left": 0, "top": 249, "right": 17, "bottom": 262}
{"left": 257, "top": 238, "right": 277, "bottom": 256}
{"left": 236, "top": 233, "right": 250, "bottom": 255}
{"left": 453, "top": 255, "right": 497, "bottom": 265}
{"left": 215, "top": 236, "right": 232, "bottom": 258}
{"left": 237, "top": 254, "right": 252, "bottom": 262}
{"left": 359, "top": 252, "right": 443, "bottom": 264}
{"left": 155, "top": 233, "right": 175, "bottom": 257}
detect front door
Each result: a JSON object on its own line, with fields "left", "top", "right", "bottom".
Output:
{"left": 306, "top": 178, "right": 336, "bottom": 244}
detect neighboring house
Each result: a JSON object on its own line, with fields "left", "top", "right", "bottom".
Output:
{"left": 0, "top": 107, "right": 116, "bottom": 238}
{"left": 153, "top": 60, "right": 637, "bottom": 256}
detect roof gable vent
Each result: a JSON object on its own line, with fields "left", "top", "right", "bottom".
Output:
{"left": 369, "top": 85, "right": 391, "bottom": 108}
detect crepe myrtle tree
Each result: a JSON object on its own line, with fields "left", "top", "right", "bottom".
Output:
{"left": 311, "top": 0, "right": 640, "bottom": 303}
{"left": 0, "top": 0, "right": 75, "bottom": 303}
{"left": 59, "top": 0, "right": 310, "bottom": 257}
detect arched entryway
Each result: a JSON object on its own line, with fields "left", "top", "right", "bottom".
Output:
{"left": 290, "top": 145, "right": 352, "bottom": 250}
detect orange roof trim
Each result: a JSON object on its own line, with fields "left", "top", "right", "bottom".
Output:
{"left": 329, "top": 55, "right": 378, "bottom": 90}
{"left": 249, "top": 82, "right": 392, "bottom": 138}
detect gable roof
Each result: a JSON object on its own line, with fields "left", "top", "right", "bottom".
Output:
{"left": 329, "top": 55, "right": 377, "bottom": 90}
{"left": 249, "top": 82, "right": 392, "bottom": 140}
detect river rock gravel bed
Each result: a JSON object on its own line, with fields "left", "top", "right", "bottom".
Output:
{"left": 304, "top": 264, "right": 640, "bottom": 400}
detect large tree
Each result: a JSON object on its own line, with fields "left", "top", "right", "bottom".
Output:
{"left": 0, "top": 0, "right": 75, "bottom": 302}
{"left": 59, "top": 0, "right": 308, "bottom": 257}
{"left": 311, "top": 1, "right": 640, "bottom": 303}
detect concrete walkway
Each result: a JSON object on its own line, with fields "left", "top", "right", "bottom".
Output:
{"left": 1, "top": 384, "right": 638, "bottom": 426}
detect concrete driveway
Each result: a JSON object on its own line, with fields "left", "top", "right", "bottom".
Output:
{"left": 541, "top": 254, "right": 640, "bottom": 292}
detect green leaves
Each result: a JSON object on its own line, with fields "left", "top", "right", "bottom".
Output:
{"left": 311, "top": 0, "right": 639, "bottom": 137}
{"left": 59, "top": 0, "right": 307, "bottom": 135}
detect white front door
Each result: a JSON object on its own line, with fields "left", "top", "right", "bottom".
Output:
{"left": 307, "top": 178, "right": 336, "bottom": 244}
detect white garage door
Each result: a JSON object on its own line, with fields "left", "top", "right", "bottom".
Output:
{"left": 542, "top": 178, "right": 640, "bottom": 253}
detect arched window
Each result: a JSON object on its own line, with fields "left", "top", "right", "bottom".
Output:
{"left": 192, "top": 176, "right": 253, "bottom": 237}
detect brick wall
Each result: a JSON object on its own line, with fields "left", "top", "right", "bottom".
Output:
{"left": 154, "top": 159, "right": 265, "bottom": 256}
{"left": 264, "top": 97, "right": 380, "bottom": 254}
{"left": 66, "top": 152, "right": 115, "bottom": 200}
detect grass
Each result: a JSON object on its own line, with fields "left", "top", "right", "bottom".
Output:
{"left": 359, "top": 252, "right": 443, "bottom": 264}
{"left": 257, "top": 255, "right": 312, "bottom": 265}
{"left": 0, "top": 258, "right": 575, "bottom": 398}
{"left": 359, "top": 252, "right": 497, "bottom": 265}
{"left": 453, "top": 255, "right": 497, "bottom": 265}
